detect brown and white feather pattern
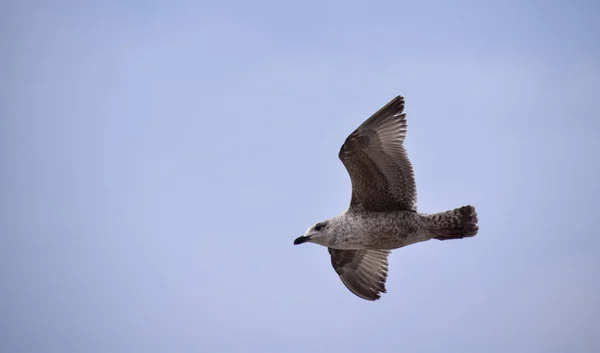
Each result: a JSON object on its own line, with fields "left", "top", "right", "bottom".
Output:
{"left": 328, "top": 248, "right": 391, "bottom": 301}
{"left": 294, "top": 95, "right": 480, "bottom": 302}
{"left": 339, "top": 96, "right": 417, "bottom": 212}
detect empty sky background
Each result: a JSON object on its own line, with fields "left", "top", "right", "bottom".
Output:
{"left": 2, "top": 0, "right": 600, "bottom": 352}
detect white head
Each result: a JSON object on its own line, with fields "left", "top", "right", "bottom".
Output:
{"left": 294, "top": 220, "right": 335, "bottom": 247}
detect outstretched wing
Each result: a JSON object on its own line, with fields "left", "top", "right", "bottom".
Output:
{"left": 328, "top": 248, "right": 391, "bottom": 301}
{"left": 339, "top": 96, "right": 417, "bottom": 212}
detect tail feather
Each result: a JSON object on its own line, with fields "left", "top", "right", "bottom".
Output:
{"left": 428, "top": 205, "right": 478, "bottom": 241}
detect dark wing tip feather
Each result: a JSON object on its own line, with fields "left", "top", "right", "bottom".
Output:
{"left": 378, "top": 95, "right": 405, "bottom": 115}
{"left": 357, "top": 96, "right": 405, "bottom": 129}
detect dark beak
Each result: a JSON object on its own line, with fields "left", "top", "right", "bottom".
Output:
{"left": 293, "top": 235, "right": 310, "bottom": 245}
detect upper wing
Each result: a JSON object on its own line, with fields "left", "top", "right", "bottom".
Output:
{"left": 339, "top": 96, "right": 417, "bottom": 212}
{"left": 328, "top": 248, "right": 391, "bottom": 301}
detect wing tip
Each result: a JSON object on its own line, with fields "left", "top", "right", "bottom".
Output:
{"left": 385, "top": 95, "right": 405, "bottom": 113}
{"left": 359, "top": 95, "right": 406, "bottom": 128}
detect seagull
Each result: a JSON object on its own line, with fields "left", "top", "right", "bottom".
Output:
{"left": 294, "top": 96, "right": 479, "bottom": 301}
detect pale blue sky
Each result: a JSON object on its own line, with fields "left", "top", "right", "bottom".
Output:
{"left": 2, "top": 0, "right": 600, "bottom": 352}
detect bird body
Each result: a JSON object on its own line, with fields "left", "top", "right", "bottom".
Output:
{"left": 306, "top": 210, "right": 428, "bottom": 250}
{"left": 294, "top": 96, "right": 479, "bottom": 301}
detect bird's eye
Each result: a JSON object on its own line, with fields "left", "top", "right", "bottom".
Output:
{"left": 314, "top": 223, "right": 325, "bottom": 231}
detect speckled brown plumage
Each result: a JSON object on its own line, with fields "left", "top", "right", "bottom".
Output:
{"left": 295, "top": 95, "right": 479, "bottom": 301}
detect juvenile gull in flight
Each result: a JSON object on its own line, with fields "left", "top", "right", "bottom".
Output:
{"left": 294, "top": 96, "right": 479, "bottom": 301}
